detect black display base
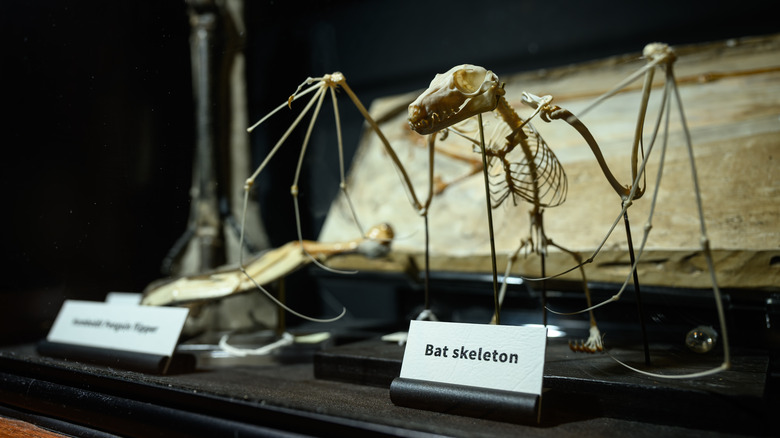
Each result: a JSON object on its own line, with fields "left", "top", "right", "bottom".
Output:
{"left": 0, "top": 341, "right": 775, "bottom": 437}
{"left": 37, "top": 340, "right": 196, "bottom": 375}
{"left": 315, "top": 338, "right": 770, "bottom": 432}
{"left": 390, "top": 377, "right": 540, "bottom": 424}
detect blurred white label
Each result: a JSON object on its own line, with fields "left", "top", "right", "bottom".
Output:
{"left": 47, "top": 300, "right": 188, "bottom": 357}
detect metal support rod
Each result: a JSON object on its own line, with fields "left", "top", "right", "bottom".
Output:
{"left": 623, "top": 210, "right": 651, "bottom": 365}
{"left": 423, "top": 214, "right": 430, "bottom": 311}
{"left": 478, "top": 114, "right": 500, "bottom": 325}
{"left": 541, "top": 251, "right": 547, "bottom": 327}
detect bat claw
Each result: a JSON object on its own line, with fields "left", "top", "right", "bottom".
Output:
{"left": 569, "top": 326, "right": 605, "bottom": 353}
{"left": 568, "top": 339, "right": 604, "bottom": 353}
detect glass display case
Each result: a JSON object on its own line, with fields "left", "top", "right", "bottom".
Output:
{"left": 2, "top": 1, "right": 779, "bottom": 436}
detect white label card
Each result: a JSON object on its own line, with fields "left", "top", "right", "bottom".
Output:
{"left": 400, "top": 320, "right": 547, "bottom": 395}
{"left": 47, "top": 300, "right": 189, "bottom": 357}
{"left": 104, "top": 292, "right": 143, "bottom": 305}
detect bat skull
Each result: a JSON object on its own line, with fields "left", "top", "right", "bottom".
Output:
{"left": 408, "top": 64, "right": 504, "bottom": 135}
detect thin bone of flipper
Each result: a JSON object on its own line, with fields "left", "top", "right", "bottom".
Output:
{"left": 242, "top": 81, "right": 347, "bottom": 322}
{"left": 329, "top": 85, "right": 367, "bottom": 235}
{"left": 576, "top": 54, "right": 666, "bottom": 119}
{"left": 521, "top": 54, "right": 671, "bottom": 295}
{"left": 287, "top": 81, "right": 361, "bottom": 276}
{"left": 609, "top": 65, "right": 729, "bottom": 379}
{"left": 564, "top": 67, "right": 730, "bottom": 379}
{"left": 543, "top": 76, "right": 671, "bottom": 316}
{"left": 247, "top": 77, "right": 323, "bottom": 133}
{"left": 239, "top": 262, "right": 346, "bottom": 323}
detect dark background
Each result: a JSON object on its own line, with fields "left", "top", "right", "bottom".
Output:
{"left": 2, "top": 0, "right": 778, "bottom": 343}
